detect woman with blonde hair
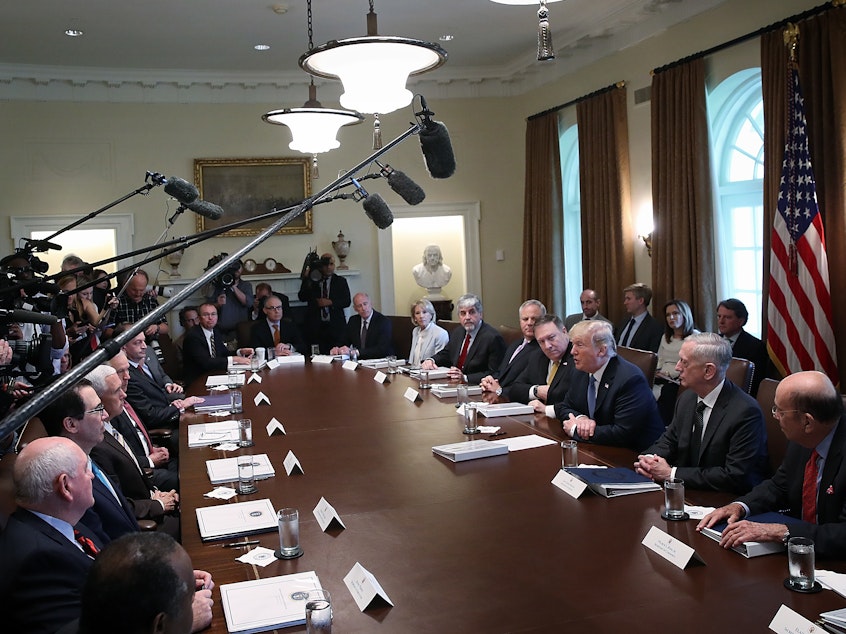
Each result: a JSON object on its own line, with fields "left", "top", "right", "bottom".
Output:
{"left": 408, "top": 299, "right": 449, "bottom": 367}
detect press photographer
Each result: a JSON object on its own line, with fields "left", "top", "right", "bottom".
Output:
{"left": 205, "top": 253, "right": 253, "bottom": 343}
{"left": 297, "top": 250, "right": 350, "bottom": 354}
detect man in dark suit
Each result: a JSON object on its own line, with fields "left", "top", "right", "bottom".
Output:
{"left": 298, "top": 253, "right": 351, "bottom": 354}
{"left": 717, "top": 298, "right": 769, "bottom": 395}
{"left": 552, "top": 320, "right": 663, "bottom": 451}
{"left": 38, "top": 377, "right": 141, "bottom": 544}
{"left": 250, "top": 293, "right": 306, "bottom": 355}
{"left": 564, "top": 289, "right": 613, "bottom": 332}
{"left": 615, "top": 282, "right": 663, "bottom": 352}
{"left": 509, "top": 314, "right": 575, "bottom": 407}
{"left": 0, "top": 436, "right": 101, "bottom": 634}
{"left": 634, "top": 333, "right": 767, "bottom": 493}
{"left": 698, "top": 371, "right": 846, "bottom": 558}
{"left": 182, "top": 302, "right": 254, "bottom": 386}
{"left": 331, "top": 292, "right": 394, "bottom": 360}
{"left": 480, "top": 299, "right": 545, "bottom": 395}
{"left": 423, "top": 293, "right": 507, "bottom": 385}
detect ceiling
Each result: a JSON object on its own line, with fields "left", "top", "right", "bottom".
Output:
{"left": 0, "top": 0, "right": 729, "bottom": 103}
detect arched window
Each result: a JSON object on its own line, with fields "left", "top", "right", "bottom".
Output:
{"left": 558, "top": 120, "right": 582, "bottom": 317}
{"left": 707, "top": 68, "right": 764, "bottom": 336}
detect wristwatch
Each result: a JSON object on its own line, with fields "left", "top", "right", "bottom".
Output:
{"left": 531, "top": 385, "right": 540, "bottom": 399}
{"left": 782, "top": 527, "right": 791, "bottom": 544}
{"left": 495, "top": 387, "right": 503, "bottom": 397}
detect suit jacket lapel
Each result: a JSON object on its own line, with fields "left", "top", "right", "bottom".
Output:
{"left": 594, "top": 357, "right": 617, "bottom": 411}
{"left": 697, "top": 382, "right": 733, "bottom": 460}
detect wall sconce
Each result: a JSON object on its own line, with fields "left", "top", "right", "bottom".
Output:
{"left": 639, "top": 232, "right": 653, "bottom": 257}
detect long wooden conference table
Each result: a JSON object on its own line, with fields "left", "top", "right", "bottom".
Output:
{"left": 180, "top": 360, "right": 846, "bottom": 633}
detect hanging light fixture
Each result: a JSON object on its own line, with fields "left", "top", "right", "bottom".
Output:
{"left": 489, "top": 0, "right": 562, "bottom": 62}
{"left": 299, "top": 0, "right": 448, "bottom": 117}
{"left": 262, "top": 0, "right": 364, "bottom": 178}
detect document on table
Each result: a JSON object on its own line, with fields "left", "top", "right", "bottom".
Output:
{"left": 498, "top": 435, "right": 557, "bottom": 451}
{"left": 206, "top": 454, "right": 275, "bottom": 485}
{"left": 195, "top": 498, "right": 278, "bottom": 541}
{"left": 206, "top": 373, "right": 244, "bottom": 387}
{"left": 220, "top": 570, "right": 322, "bottom": 634}
{"left": 188, "top": 420, "right": 240, "bottom": 447}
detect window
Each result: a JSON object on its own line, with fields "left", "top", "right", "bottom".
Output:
{"left": 707, "top": 68, "right": 764, "bottom": 336}
{"left": 558, "top": 118, "right": 582, "bottom": 317}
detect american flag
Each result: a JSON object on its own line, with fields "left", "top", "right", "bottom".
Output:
{"left": 767, "top": 66, "right": 838, "bottom": 382}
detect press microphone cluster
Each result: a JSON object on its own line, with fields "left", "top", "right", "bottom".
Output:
{"left": 415, "top": 96, "right": 456, "bottom": 179}
{"left": 351, "top": 178, "right": 394, "bottom": 230}
{"left": 377, "top": 162, "right": 425, "bottom": 206}
{"left": 161, "top": 175, "right": 224, "bottom": 220}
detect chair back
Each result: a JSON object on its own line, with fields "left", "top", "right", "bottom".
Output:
{"left": 497, "top": 325, "right": 523, "bottom": 348}
{"left": 437, "top": 319, "right": 462, "bottom": 335}
{"left": 726, "top": 357, "right": 755, "bottom": 394}
{"left": 235, "top": 320, "right": 253, "bottom": 349}
{"left": 616, "top": 346, "right": 658, "bottom": 387}
{"left": 755, "top": 378, "right": 785, "bottom": 476}
{"left": 156, "top": 333, "right": 182, "bottom": 383}
{"left": 386, "top": 315, "right": 415, "bottom": 360}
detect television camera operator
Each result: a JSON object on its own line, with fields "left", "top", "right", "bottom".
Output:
{"left": 204, "top": 254, "right": 253, "bottom": 344}
{"left": 298, "top": 250, "right": 350, "bottom": 354}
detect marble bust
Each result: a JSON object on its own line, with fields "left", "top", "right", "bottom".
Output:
{"left": 412, "top": 244, "right": 452, "bottom": 298}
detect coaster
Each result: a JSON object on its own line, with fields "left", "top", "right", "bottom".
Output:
{"left": 463, "top": 429, "right": 480, "bottom": 435}
{"left": 782, "top": 578, "right": 823, "bottom": 593}
{"left": 660, "top": 510, "right": 690, "bottom": 521}
{"left": 274, "top": 546, "right": 304, "bottom": 560}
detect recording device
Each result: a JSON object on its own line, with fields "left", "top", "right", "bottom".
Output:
{"left": 351, "top": 178, "right": 394, "bottom": 229}
{"left": 377, "top": 162, "right": 426, "bottom": 205}
{"left": 205, "top": 253, "right": 241, "bottom": 288}
{"left": 160, "top": 174, "right": 223, "bottom": 220}
{"left": 301, "top": 250, "right": 332, "bottom": 283}
{"left": 415, "top": 95, "right": 457, "bottom": 179}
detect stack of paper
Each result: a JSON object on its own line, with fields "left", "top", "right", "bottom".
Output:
{"left": 193, "top": 393, "right": 233, "bottom": 412}
{"left": 430, "top": 384, "right": 483, "bottom": 398}
{"left": 360, "top": 357, "right": 407, "bottom": 369}
{"left": 206, "top": 454, "right": 276, "bottom": 485}
{"left": 819, "top": 607, "right": 846, "bottom": 633}
{"left": 195, "top": 498, "right": 278, "bottom": 541}
{"left": 220, "top": 571, "right": 322, "bottom": 634}
{"left": 563, "top": 467, "right": 662, "bottom": 498}
{"left": 206, "top": 373, "right": 245, "bottom": 388}
{"left": 188, "top": 420, "right": 240, "bottom": 447}
{"left": 476, "top": 402, "right": 534, "bottom": 417}
{"left": 432, "top": 439, "right": 508, "bottom": 462}
{"left": 699, "top": 512, "right": 799, "bottom": 557}
{"left": 230, "top": 359, "right": 267, "bottom": 372}
{"left": 268, "top": 353, "right": 305, "bottom": 367}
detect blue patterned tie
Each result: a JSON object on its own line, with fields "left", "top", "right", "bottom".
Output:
{"left": 588, "top": 374, "right": 597, "bottom": 418}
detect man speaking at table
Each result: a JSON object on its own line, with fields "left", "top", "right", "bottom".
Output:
{"left": 422, "top": 293, "right": 506, "bottom": 385}
{"left": 634, "top": 333, "right": 767, "bottom": 493}
{"left": 698, "top": 370, "right": 846, "bottom": 558}
{"left": 550, "top": 320, "right": 663, "bottom": 451}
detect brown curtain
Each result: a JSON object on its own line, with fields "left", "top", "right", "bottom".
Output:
{"left": 650, "top": 58, "right": 717, "bottom": 332}
{"left": 761, "top": 7, "right": 846, "bottom": 386}
{"left": 576, "top": 86, "right": 634, "bottom": 326}
{"left": 521, "top": 112, "right": 562, "bottom": 309}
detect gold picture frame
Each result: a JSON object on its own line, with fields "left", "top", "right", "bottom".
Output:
{"left": 193, "top": 157, "right": 312, "bottom": 237}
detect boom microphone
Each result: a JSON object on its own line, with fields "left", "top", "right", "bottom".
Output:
{"left": 362, "top": 194, "right": 394, "bottom": 229}
{"left": 415, "top": 96, "right": 456, "bottom": 179}
{"left": 0, "top": 308, "right": 58, "bottom": 326}
{"left": 378, "top": 163, "right": 425, "bottom": 205}
{"left": 185, "top": 199, "right": 224, "bottom": 221}
{"left": 163, "top": 177, "right": 199, "bottom": 205}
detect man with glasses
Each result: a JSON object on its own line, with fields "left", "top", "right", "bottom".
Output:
{"left": 698, "top": 370, "right": 846, "bottom": 557}
{"left": 634, "top": 333, "right": 767, "bottom": 493}
{"left": 182, "top": 302, "right": 253, "bottom": 386}
{"left": 249, "top": 296, "right": 305, "bottom": 356}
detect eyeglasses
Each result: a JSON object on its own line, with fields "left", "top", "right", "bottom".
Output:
{"left": 771, "top": 405, "right": 801, "bottom": 418}
{"left": 265, "top": 305, "right": 283, "bottom": 311}
{"left": 84, "top": 403, "right": 106, "bottom": 416}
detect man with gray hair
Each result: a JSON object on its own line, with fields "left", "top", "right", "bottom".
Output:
{"left": 550, "top": 320, "right": 663, "bottom": 450}
{"left": 480, "top": 299, "right": 545, "bottom": 394}
{"left": 635, "top": 333, "right": 768, "bottom": 493}
{"left": 0, "top": 436, "right": 100, "bottom": 634}
{"left": 423, "top": 293, "right": 506, "bottom": 384}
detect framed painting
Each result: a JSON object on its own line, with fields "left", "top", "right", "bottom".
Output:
{"left": 193, "top": 157, "right": 312, "bottom": 237}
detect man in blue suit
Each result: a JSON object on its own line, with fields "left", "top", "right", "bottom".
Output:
{"left": 550, "top": 320, "right": 663, "bottom": 451}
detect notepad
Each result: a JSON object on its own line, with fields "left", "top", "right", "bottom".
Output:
{"left": 206, "top": 454, "right": 276, "bottom": 485}
{"left": 563, "top": 467, "right": 662, "bottom": 498}
{"left": 195, "top": 498, "right": 278, "bottom": 542}
{"left": 432, "top": 439, "right": 509, "bottom": 462}
{"left": 188, "top": 420, "right": 240, "bottom": 447}
{"left": 220, "top": 571, "right": 322, "bottom": 634}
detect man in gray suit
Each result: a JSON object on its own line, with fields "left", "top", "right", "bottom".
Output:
{"left": 634, "top": 333, "right": 768, "bottom": 493}
{"left": 564, "top": 289, "right": 612, "bottom": 332}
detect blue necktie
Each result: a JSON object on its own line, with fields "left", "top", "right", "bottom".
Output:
{"left": 91, "top": 460, "right": 119, "bottom": 502}
{"left": 588, "top": 374, "right": 597, "bottom": 418}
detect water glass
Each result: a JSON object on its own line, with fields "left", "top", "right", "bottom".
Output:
{"left": 238, "top": 418, "right": 253, "bottom": 447}
{"left": 227, "top": 369, "right": 241, "bottom": 389}
{"left": 787, "top": 537, "right": 815, "bottom": 590}
{"left": 236, "top": 455, "right": 257, "bottom": 495}
{"left": 305, "top": 589, "right": 332, "bottom": 633}
{"left": 230, "top": 390, "right": 243, "bottom": 414}
{"left": 663, "top": 478, "right": 685, "bottom": 520}
{"left": 387, "top": 355, "right": 398, "bottom": 374}
{"left": 276, "top": 508, "right": 301, "bottom": 559}
{"left": 561, "top": 440, "right": 578, "bottom": 468}
{"left": 463, "top": 403, "right": 480, "bottom": 434}
{"left": 349, "top": 346, "right": 359, "bottom": 362}
{"left": 255, "top": 347, "right": 266, "bottom": 364}
{"left": 418, "top": 369, "right": 431, "bottom": 389}
{"left": 311, "top": 344, "right": 320, "bottom": 357}
{"left": 250, "top": 354, "right": 261, "bottom": 371}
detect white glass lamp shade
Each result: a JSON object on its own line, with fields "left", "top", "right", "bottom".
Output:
{"left": 262, "top": 108, "right": 364, "bottom": 155}
{"left": 300, "top": 37, "right": 447, "bottom": 115}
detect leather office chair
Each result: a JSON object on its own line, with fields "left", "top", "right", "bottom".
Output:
{"left": 616, "top": 346, "right": 659, "bottom": 388}
{"left": 755, "top": 378, "right": 785, "bottom": 476}
{"left": 235, "top": 320, "right": 253, "bottom": 349}
{"left": 726, "top": 357, "right": 755, "bottom": 394}
{"left": 497, "top": 325, "right": 522, "bottom": 348}
{"left": 437, "top": 319, "right": 462, "bottom": 335}
{"left": 156, "top": 333, "right": 182, "bottom": 384}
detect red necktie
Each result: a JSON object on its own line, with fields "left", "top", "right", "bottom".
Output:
{"left": 456, "top": 334, "right": 471, "bottom": 370}
{"left": 124, "top": 402, "right": 153, "bottom": 453}
{"left": 802, "top": 449, "right": 820, "bottom": 523}
{"left": 74, "top": 529, "right": 99, "bottom": 557}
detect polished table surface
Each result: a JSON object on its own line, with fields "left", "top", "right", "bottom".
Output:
{"left": 180, "top": 361, "right": 846, "bottom": 633}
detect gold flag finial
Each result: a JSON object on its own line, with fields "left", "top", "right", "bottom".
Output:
{"left": 783, "top": 23, "right": 799, "bottom": 61}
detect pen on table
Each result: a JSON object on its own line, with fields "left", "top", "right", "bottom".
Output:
{"left": 222, "top": 540, "right": 260, "bottom": 548}
{"left": 488, "top": 431, "right": 507, "bottom": 438}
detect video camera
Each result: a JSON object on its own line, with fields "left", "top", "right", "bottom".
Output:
{"left": 301, "top": 250, "right": 332, "bottom": 282}
{"left": 205, "top": 253, "right": 241, "bottom": 288}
